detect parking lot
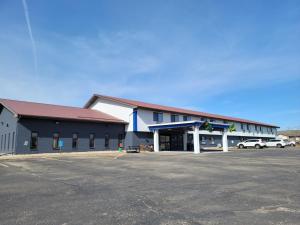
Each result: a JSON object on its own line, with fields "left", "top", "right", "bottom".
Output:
{"left": 1, "top": 148, "right": 300, "bottom": 225}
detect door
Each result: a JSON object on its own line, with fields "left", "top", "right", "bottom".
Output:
{"left": 170, "top": 134, "right": 183, "bottom": 151}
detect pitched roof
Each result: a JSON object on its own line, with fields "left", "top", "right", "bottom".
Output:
{"left": 0, "top": 98, "right": 126, "bottom": 124}
{"left": 85, "top": 94, "right": 279, "bottom": 128}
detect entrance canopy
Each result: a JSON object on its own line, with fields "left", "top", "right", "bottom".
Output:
{"left": 149, "top": 120, "right": 230, "bottom": 131}
{"left": 148, "top": 121, "right": 230, "bottom": 154}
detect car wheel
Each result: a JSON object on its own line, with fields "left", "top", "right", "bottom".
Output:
{"left": 239, "top": 144, "right": 244, "bottom": 149}
{"left": 255, "top": 144, "right": 260, "bottom": 149}
{"left": 291, "top": 144, "right": 295, "bottom": 147}
{"left": 277, "top": 144, "right": 282, "bottom": 148}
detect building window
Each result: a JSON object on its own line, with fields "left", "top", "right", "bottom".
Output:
{"left": 247, "top": 124, "right": 250, "bottom": 131}
{"left": 12, "top": 132, "right": 15, "bottom": 150}
{"left": 183, "top": 115, "right": 191, "bottom": 121}
{"left": 171, "top": 114, "right": 179, "bottom": 122}
{"left": 53, "top": 133, "right": 60, "bottom": 150}
{"left": 255, "top": 125, "right": 258, "bottom": 132}
{"left": 210, "top": 119, "right": 215, "bottom": 122}
{"left": 89, "top": 133, "right": 95, "bottom": 149}
{"left": 30, "top": 132, "right": 38, "bottom": 150}
{"left": 260, "top": 126, "right": 262, "bottom": 132}
{"left": 153, "top": 112, "right": 163, "bottom": 123}
{"left": 200, "top": 118, "right": 205, "bottom": 121}
{"left": 72, "top": 133, "right": 78, "bottom": 149}
{"left": 4, "top": 134, "right": 6, "bottom": 150}
{"left": 223, "top": 120, "right": 228, "bottom": 124}
{"left": 105, "top": 134, "right": 109, "bottom": 148}
{"left": 7, "top": 133, "right": 10, "bottom": 150}
{"left": 118, "top": 134, "right": 123, "bottom": 147}
{"left": 241, "top": 123, "right": 244, "bottom": 130}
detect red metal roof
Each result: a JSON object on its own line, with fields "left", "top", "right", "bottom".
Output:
{"left": 85, "top": 94, "right": 279, "bottom": 128}
{"left": 0, "top": 98, "right": 126, "bottom": 124}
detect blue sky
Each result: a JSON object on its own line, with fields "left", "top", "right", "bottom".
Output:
{"left": 0, "top": 0, "right": 299, "bottom": 129}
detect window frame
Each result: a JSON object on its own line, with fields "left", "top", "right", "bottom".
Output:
{"left": 72, "top": 133, "right": 78, "bottom": 149}
{"left": 104, "top": 134, "right": 110, "bottom": 148}
{"left": 89, "top": 133, "right": 95, "bottom": 149}
{"left": 30, "top": 132, "right": 38, "bottom": 150}
{"left": 171, "top": 114, "right": 179, "bottom": 122}
{"left": 183, "top": 115, "right": 191, "bottom": 121}
{"left": 52, "top": 132, "right": 60, "bottom": 150}
{"left": 153, "top": 112, "right": 163, "bottom": 123}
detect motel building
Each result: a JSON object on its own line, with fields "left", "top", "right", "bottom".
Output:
{"left": 0, "top": 94, "right": 278, "bottom": 155}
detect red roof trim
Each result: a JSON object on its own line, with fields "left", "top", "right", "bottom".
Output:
{"left": 86, "top": 94, "right": 279, "bottom": 128}
{"left": 0, "top": 98, "right": 127, "bottom": 124}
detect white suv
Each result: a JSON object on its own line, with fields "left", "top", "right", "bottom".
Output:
{"left": 266, "top": 139, "right": 287, "bottom": 148}
{"left": 237, "top": 139, "right": 266, "bottom": 149}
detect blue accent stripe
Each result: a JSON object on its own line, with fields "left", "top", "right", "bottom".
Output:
{"left": 149, "top": 121, "right": 203, "bottom": 131}
{"left": 133, "top": 109, "right": 138, "bottom": 132}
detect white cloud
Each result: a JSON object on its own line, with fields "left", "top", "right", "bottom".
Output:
{"left": 0, "top": 28, "right": 299, "bottom": 108}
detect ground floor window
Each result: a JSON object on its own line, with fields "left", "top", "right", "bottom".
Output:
{"left": 53, "top": 133, "right": 60, "bottom": 150}
{"left": 4, "top": 134, "right": 6, "bottom": 150}
{"left": 30, "top": 132, "right": 38, "bottom": 150}
{"left": 118, "top": 134, "right": 123, "bottom": 148}
{"left": 0, "top": 134, "right": 2, "bottom": 151}
{"left": 105, "top": 134, "right": 110, "bottom": 148}
{"left": 12, "top": 132, "right": 15, "bottom": 150}
{"left": 7, "top": 133, "right": 10, "bottom": 150}
{"left": 89, "top": 133, "right": 95, "bottom": 149}
{"left": 72, "top": 133, "right": 78, "bottom": 149}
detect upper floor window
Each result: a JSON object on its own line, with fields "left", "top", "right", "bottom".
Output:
{"left": 247, "top": 124, "right": 250, "bottom": 131}
{"left": 241, "top": 123, "right": 244, "bottom": 130}
{"left": 223, "top": 120, "right": 228, "bottom": 124}
{"left": 209, "top": 119, "right": 215, "bottom": 122}
{"left": 30, "top": 132, "right": 38, "bottom": 150}
{"left": 183, "top": 115, "right": 191, "bottom": 121}
{"left": 153, "top": 112, "right": 163, "bottom": 123}
{"left": 255, "top": 125, "right": 258, "bottom": 131}
{"left": 200, "top": 118, "right": 205, "bottom": 121}
{"left": 260, "top": 126, "right": 262, "bottom": 132}
{"left": 171, "top": 114, "right": 179, "bottom": 122}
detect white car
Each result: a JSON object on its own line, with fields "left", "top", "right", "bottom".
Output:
{"left": 265, "top": 139, "right": 287, "bottom": 148}
{"left": 287, "top": 141, "right": 296, "bottom": 147}
{"left": 237, "top": 139, "right": 266, "bottom": 149}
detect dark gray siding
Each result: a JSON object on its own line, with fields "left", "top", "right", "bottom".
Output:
{"left": 0, "top": 106, "right": 17, "bottom": 154}
{"left": 15, "top": 118, "right": 125, "bottom": 154}
{"left": 125, "top": 131, "right": 153, "bottom": 147}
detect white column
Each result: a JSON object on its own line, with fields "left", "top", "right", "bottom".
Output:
{"left": 193, "top": 126, "right": 200, "bottom": 154}
{"left": 183, "top": 131, "right": 188, "bottom": 151}
{"left": 222, "top": 129, "right": 228, "bottom": 152}
{"left": 153, "top": 129, "right": 160, "bottom": 152}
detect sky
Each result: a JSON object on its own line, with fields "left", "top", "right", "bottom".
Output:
{"left": 0, "top": 0, "right": 299, "bottom": 130}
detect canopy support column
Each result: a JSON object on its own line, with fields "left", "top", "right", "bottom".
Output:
{"left": 193, "top": 126, "right": 200, "bottom": 154}
{"left": 153, "top": 129, "right": 160, "bottom": 152}
{"left": 222, "top": 129, "right": 228, "bottom": 152}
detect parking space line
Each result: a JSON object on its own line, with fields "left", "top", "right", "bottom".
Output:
{"left": 0, "top": 162, "right": 9, "bottom": 168}
{"left": 42, "top": 157, "right": 73, "bottom": 163}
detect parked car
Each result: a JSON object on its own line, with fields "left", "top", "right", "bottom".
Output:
{"left": 287, "top": 140, "right": 296, "bottom": 147}
{"left": 265, "top": 139, "right": 287, "bottom": 148}
{"left": 237, "top": 139, "right": 266, "bottom": 149}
